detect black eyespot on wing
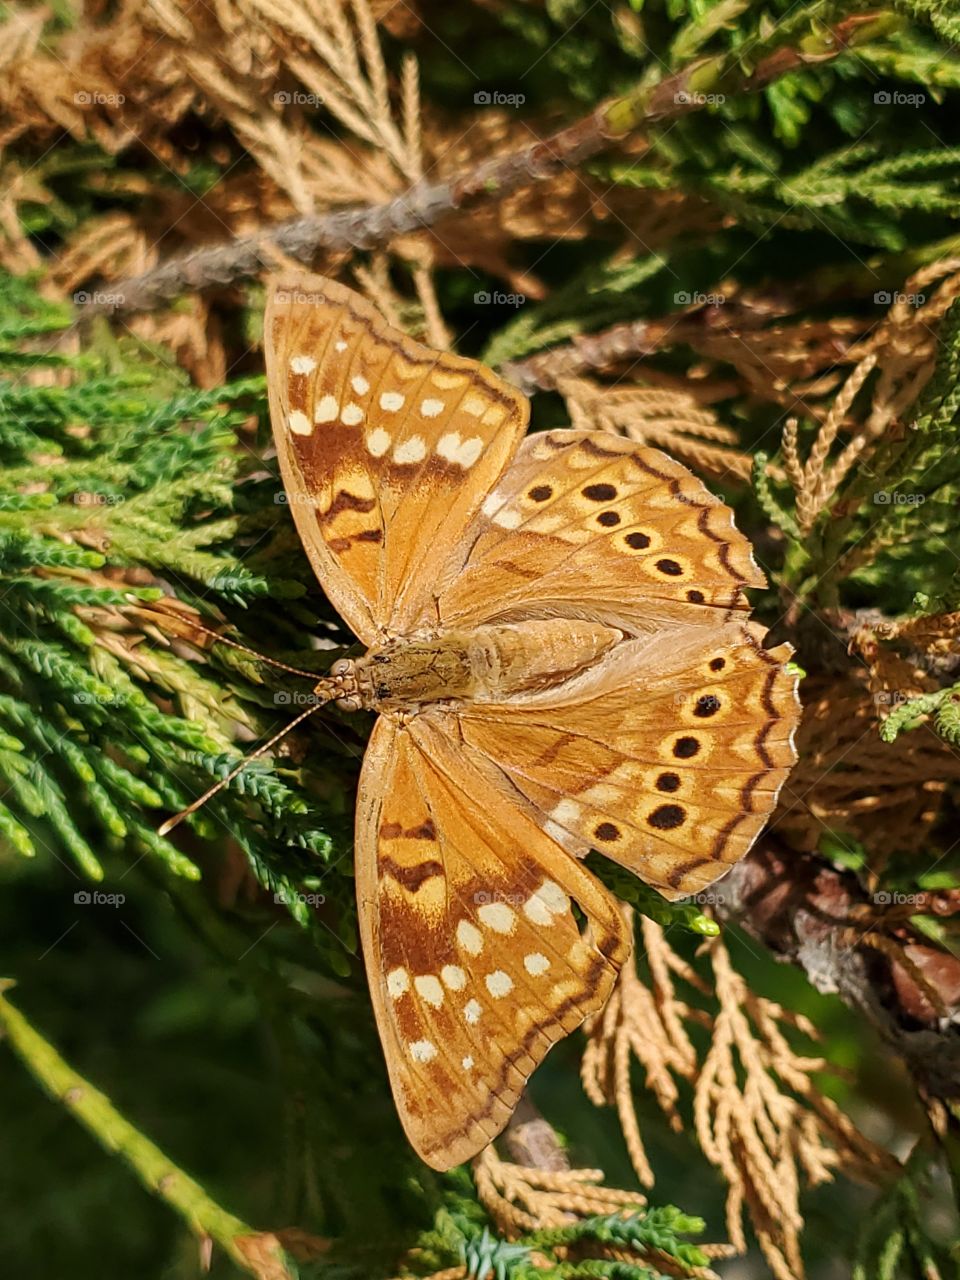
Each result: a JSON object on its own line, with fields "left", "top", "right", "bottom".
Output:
{"left": 656, "top": 771, "right": 681, "bottom": 792}
{"left": 625, "top": 531, "right": 651, "bottom": 550}
{"left": 582, "top": 483, "right": 618, "bottom": 502}
{"left": 593, "top": 821, "right": 621, "bottom": 842}
{"left": 709, "top": 657, "right": 726, "bottom": 671}
{"left": 693, "top": 694, "right": 721, "bottom": 718}
{"left": 648, "top": 804, "right": 686, "bottom": 830}
{"left": 597, "top": 511, "right": 620, "bottom": 527}
{"left": 529, "top": 484, "right": 553, "bottom": 502}
{"left": 687, "top": 589, "right": 705, "bottom": 603}
{"left": 673, "top": 736, "right": 700, "bottom": 758}
{"left": 656, "top": 558, "right": 683, "bottom": 576}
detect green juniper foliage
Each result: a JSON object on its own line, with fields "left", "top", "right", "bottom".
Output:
{"left": 2, "top": 0, "right": 960, "bottom": 1278}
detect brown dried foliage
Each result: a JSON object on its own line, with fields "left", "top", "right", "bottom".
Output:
{"left": 772, "top": 674, "right": 960, "bottom": 873}
{"left": 582, "top": 909, "right": 898, "bottom": 1280}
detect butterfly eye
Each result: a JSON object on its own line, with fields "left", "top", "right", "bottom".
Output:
{"left": 331, "top": 658, "right": 352, "bottom": 676}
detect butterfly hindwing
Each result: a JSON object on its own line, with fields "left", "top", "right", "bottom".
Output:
{"left": 437, "top": 429, "right": 765, "bottom": 632}
{"left": 265, "top": 275, "right": 529, "bottom": 641}
{"left": 453, "top": 622, "right": 799, "bottom": 900}
{"left": 356, "top": 713, "right": 629, "bottom": 1170}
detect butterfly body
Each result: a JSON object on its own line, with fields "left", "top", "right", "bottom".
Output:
{"left": 265, "top": 274, "right": 801, "bottom": 1170}
{"left": 347, "top": 618, "right": 624, "bottom": 712}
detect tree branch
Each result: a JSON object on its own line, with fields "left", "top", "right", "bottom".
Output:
{"left": 714, "top": 839, "right": 960, "bottom": 1101}
{"left": 0, "top": 981, "right": 300, "bottom": 1280}
{"left": 84, "top": 9, "right": 894, "bottom": 319}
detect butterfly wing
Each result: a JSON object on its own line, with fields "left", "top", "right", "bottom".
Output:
{"left": 356, "top": 712, "right": 629, "bottom": 1170}
{"left": 451, "top": 621, "right": 800, "bottom": 900}
{"left": 264, "top": 275, "right": 529, "bottom": 642}
{"left": 437, "top": 429, "right": 765, "bottom": 633}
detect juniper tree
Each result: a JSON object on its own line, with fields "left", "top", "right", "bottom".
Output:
{"left": 2, "top": 2, "right": 960, "bottom": 1279}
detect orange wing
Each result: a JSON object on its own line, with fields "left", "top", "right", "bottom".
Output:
{"left": 436, "top": 429, "right": 765, "bottom": 633}
{"left": 356, "top": 713, "right": 629, "bottom": 1169}
{"left": 452, "top": 622, "right": 800, "bottom": 900}
{"left": 264, "top": 275, "right": 528, "bottom": 642}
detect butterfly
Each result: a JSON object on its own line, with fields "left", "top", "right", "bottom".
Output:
{"left": 263, "top": 274, "right": 800, "bottom": 1170}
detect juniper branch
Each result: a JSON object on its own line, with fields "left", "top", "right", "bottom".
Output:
{"left": 82, "top": 8, "right": 894, "bottom": 319}
{"left": 0, "top": 983, "right": 297, "bottom": 1280}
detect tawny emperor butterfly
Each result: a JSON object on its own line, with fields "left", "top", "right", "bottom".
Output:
{"left": 262, "top": 274, "right": 800, "bottom": 1170}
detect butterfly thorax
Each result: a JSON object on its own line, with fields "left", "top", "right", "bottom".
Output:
{"left": 352, "top": 618, "right": 622, "bottom": 713}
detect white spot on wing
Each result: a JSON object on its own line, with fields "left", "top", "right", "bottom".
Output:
{"left": 464, "top": 999, "right": 482, "bottom": 1024}
{"left": 366, "top": 428, "right": 392, "bottom": 457}
{"left": 409, "top": 1039, "right": 437, "bottom": 1063}
{"left": 335, "top": 340, "right": 348, "bottom": 352}
{"left": 351, "top": 375, "right": 370, "bottom": 395}
{"left": 314, "top": 395, "right": 339, "bottom": 423}
{"left": 478, "top": 902, "right": 516, "bottom": 934}
{"left": 436, "top": 431, "right": 462, "bottom": 463}
{"left": 414, "top": 975, "right": 444, "bottom": 1008}
{"left": 493, "top": 508, "right": 522, "bottom": 529}
{"left": 486, "top": 970, "right": 514, "bottom": 998}
{"left": 550, "top": 799, "right": 581, "bottom": 828}
{"left": 394, "top": 436, "right": 427, "bottom": 464}
{"left": 288, "top": 411, "right": 312, "bottom": 436}
{"left": 523, "top": 895, "right": 554, "bottom": 927}
{"left": 524, "top": 952, "right": 550, "bottom": 976}
{"left": 421, "top": 398, "right": 444, "bottom": 417}
{"left": 462, "top": 1055, "right": 474, "bottom": 1071}
{"left": 290, "top": 355, "right": 316, "bottom": 375}
{"left": 456, "top": 920, "right": 483, "bottom": 955}
{"left": 458, "top": 436, "right": 484, "bottom": 467}
{"left": 380, "top": 391, "right": 405, "bottom": 412}
{"left": 441, "top": 964, "right": 467, "bottom": 991}
{"left": 437, "top": 432, "right": 484, "bottom": 468}
{"left": 386, "top": 967, "right": 409, "bottom": 998}
{"left": 539, "top": 879, "right": 569, "bottom": 914}
{"left": 482, "top": 492, "right": 503, "bottom": 517}
{"left": 341, "top": 402, "right": 364, "bottom": 426}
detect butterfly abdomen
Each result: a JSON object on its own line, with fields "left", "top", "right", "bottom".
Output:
{"left": 359, "top": 619, "right": 622, "bottom": 711}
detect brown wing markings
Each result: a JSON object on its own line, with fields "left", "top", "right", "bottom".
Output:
{"left": 380, "top": 857, "right": 444, "bottom": 892}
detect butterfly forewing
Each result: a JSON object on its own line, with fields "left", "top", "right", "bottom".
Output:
{"left": 356, "top": 714, "right": 629, "bottom": 1170}
{"left": 265, "top": 276, "right": 529, "bottom": 640}
{"left": 437, "top": 430, "right": 764, "bottom": 632}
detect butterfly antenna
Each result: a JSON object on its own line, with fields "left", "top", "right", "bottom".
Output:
{"left": 157, "top": 683, "right": 342, "bottom": 837}
{"left": 135, "top": 607, "right": 326, "bottom": 681}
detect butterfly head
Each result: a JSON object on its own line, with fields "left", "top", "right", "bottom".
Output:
{"left": 325, "top": 658, "right": 365, "bottom": 713}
